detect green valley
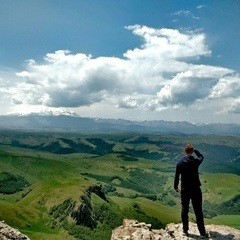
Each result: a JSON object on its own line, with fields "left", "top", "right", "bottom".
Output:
{"left": 0, "top": 131, "right": 240, "bottom": 239}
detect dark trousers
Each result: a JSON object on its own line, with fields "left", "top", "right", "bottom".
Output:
{"left": 181, "top": 187, "right": 206, "bottom": 235}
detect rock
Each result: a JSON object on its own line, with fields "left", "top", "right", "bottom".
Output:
{"left": 0, "top": 221, "right": 30, "bottom": 240}
{"left": 111, "top": 219, "right": 240, "bottom": 240}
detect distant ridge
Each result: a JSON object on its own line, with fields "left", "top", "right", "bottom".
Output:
{"left": 0, "top": 112, "right": 240, "bottom": 134}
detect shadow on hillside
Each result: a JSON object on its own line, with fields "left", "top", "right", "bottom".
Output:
{"left": 187, "top": 231, "right": 235, "bottom": 239}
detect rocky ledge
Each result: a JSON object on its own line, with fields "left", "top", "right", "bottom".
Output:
{"left": 0, "top": 221, "right": 30, "bottom": 240}
{"left": 111, "top": 219, "right": 240, "bottom": 240}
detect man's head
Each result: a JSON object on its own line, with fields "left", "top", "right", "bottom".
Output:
{"left": 184, "top": 143, "right": 194, "bottom": 155}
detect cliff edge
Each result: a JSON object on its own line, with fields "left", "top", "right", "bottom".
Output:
{"left": 0, "top": 221, "right": 30, "bottom": 240}
{"left": 111, "top": 219, "right": 240, "bottom": 240}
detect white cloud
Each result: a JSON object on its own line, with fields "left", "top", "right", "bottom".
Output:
{"left": 1, "top": 25, "right": 239, "bottom": 120}
{"left": 226, "top": 98, "right": 240, "bottom": 114}
{"left": 117, "top": 96, "right": 139, "bottom": 109}
{"left": 196, "top": 5, "right": 206, "bottom": 9}
{"left": 217, "top": 97, "right": 240, "bottom": 115}
{"left": 125, "top": 26, "right": 210, "bottom": 60}
{"left": 172, "top": 10, "right": 200, "bottom": 20}
{"left": 12, "top": 97, "right": 23, "bottom": 104}
{"left": 156, "top": 71, "right": 215, "bottom": 107}
{"left": 209, "top": 75, "right": 240, "bottom": 99}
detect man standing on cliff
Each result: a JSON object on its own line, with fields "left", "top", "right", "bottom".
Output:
{"left": 174, "top": 144, "right": 208, "bottom": 238}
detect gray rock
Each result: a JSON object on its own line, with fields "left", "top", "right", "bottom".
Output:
{"left": 0, "top": 221, "right": 30, "bottom": 240}
{"left": 111, "top": 219, "right": 240, "bottom": 240}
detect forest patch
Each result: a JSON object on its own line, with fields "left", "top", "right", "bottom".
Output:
{"left": 0, "top": 172, "right": 29, "bottom": 194}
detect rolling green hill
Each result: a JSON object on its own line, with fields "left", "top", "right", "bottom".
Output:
{"left": 0, "top": 131, "right": 240, "bottom": 239}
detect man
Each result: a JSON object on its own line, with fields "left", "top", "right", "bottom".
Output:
{"left": 174, "top": 144, "right": 208, "bottom": 238}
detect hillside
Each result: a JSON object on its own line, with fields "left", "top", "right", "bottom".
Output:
{"left": 0, "top": 131, "right": 240, "bottom": 239}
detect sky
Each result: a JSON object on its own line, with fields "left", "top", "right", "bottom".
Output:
{"left": 0, "top": 0, "right": 240, "bottom": 124}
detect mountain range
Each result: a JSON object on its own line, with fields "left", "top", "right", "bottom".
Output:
{"left": 0, "top": 110, "right": 239, "bottom": 135}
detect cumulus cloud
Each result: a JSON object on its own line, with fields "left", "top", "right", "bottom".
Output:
{"left": 156, "top": 71, "right": 215, "bottom": 107}
{"left": 226, "top": 99, "right": 240, "bottom": 114}
{"left": 209, "top": 75, "right": 240, "bottom": 99}
{"left": 117, "top": 96, "right": 139, "bottom": 109}
{"left": 1, "top": 25, "right": 238, "bottom": 117}
{"left": 124, "top": 25, "right": 210, "bottom": 60}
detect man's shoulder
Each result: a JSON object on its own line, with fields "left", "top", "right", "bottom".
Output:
{"left": 176, "top": 156, "right": 186, "bottom": 165}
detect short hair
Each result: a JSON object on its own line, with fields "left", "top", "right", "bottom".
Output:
{"left": 185, "top": 144, "right": 194, "bottom": 154}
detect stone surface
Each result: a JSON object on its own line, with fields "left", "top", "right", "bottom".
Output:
{"left": 0, "top": 221, "right": 30, "bottom": 240}
{"left": 111, "top": 219, "right": 240, "bottom": 240}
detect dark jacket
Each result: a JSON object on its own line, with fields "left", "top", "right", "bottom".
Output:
{"left": 174, "top": 149, "right": 204, "bottom": 190}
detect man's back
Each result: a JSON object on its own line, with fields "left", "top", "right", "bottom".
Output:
{"left": 174, "top": 149, "right": 204, "bottom": 190}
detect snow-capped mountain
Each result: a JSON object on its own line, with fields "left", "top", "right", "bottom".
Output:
{"left": 4, "top": 107, "right": 79, "bottom": 117}
{"left": 0, "top": 109, "right": 240, "bottom": 135}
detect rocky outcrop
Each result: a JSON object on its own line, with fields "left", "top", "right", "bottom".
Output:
{"left": 0, "top": 221, "right": 30, "bottom": 240}
{"left": 111, "top": 219, "right": 240, "bottom": 240}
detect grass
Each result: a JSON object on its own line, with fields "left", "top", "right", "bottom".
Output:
{"left": 0, "top": 131, "right": 240, "bottom": 238}
{"left": 201, "top": 173, "right": 240, "bottom": 203}
{"left": 109, "top": 195, "right": 194, "bottom": 225}
{"left": 206, "top": 215, "right": 240, "bottom": 230}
